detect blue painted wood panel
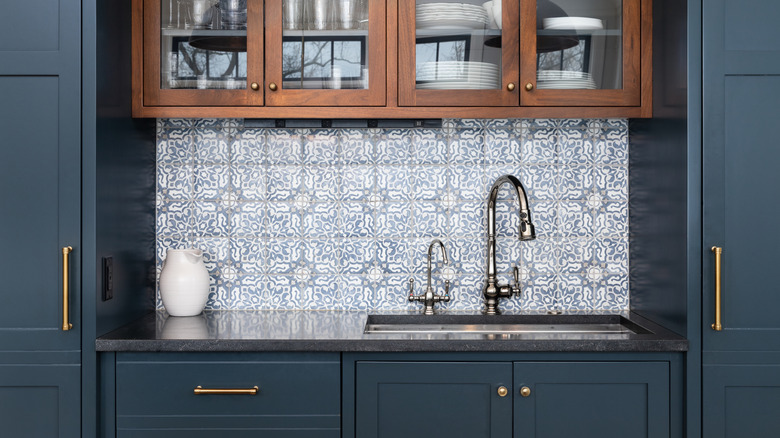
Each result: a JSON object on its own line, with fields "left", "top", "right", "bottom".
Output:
{"left": 514, "top": 362, "right": 669, "bottom": 438}
{"left": 703, "top": 364, "right": 780, "bottom": 437}
{"left": 0, "top": 363, "right": 80, "bottom": 437}
{"left": 355, "top": 361, "right": 513, "bottom": 438}
{"left": 703, "top": 0, "right": 780, "bottom": 352}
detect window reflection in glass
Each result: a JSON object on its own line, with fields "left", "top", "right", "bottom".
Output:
{"left": 282, "top": 37, "right": 367, "bottom": 89}
{"left": 163, "top": 37, "right": 247, "bottom": 89}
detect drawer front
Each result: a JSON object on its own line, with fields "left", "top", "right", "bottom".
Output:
{"left": 116, "top": 352, "right": 340, "bottom": 433}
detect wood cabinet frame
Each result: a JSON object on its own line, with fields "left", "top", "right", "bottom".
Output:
{"left": 132, "top": 0, "right": 652, "bottom": 118}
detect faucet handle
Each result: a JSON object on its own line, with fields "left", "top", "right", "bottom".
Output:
{"left": 511, "top": 265, "right": 521, "bottom": 297}
{"left": 407, "top": 278, "right": 417, "bottom": 302}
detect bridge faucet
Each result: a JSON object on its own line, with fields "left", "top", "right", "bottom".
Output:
{"left": 483, "top": 175, "right": 536, "bottom": 315}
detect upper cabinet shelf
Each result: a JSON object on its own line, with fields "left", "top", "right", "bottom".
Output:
{"left": 132, "top": 0, "right": 652, "bottom": 118}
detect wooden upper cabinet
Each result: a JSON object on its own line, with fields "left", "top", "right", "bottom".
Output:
{"left": 137, "top": 0, "right": 265, "bottom": 108}
{"left": 132, "top": 0, "right": 652, "bottom": 117}
{"left": 264, "top": 0, "right": 387, "bottom": 106}
{"left": 398, "top": 0, "right": 520, "bottom": 107}
{"left": 518, "top": 0, "right": 649, "bottom": 108}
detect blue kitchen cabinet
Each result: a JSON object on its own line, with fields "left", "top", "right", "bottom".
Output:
{"left": 115, "top": 352, "right": 341, "bottom": 437}
{"left": 513, "top": 362, "right": 670, "bottom": 438}
{"left": 0, "top": 0, "right": 82, "bottom": 437}
{"left": 351, "top": 358, "right": 672, "bottom": 438}
{"left": 355, "top": 361, "right": 513, "bottom": 438}
{"left": 701, "top": 0, "right": 780, "bottom": 435}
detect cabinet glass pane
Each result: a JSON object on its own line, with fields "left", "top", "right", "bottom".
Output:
{"left": 160, "top": 0, "right": 248, "bottom": 90}
{"left": 281, "top": 0, "right": 369, "bottom": 90}
{"left": 536, "top": 0, "right": 623, "bottom": 90}
{"left": 415, "top": 0, "right": 502, "bottom": 90}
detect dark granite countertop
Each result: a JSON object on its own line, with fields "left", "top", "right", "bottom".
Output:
{"left": 96, "top": 310, "right": 688, "bottom": 352}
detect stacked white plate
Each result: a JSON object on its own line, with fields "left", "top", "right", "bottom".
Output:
{"left": 417, "top": 2, "right": 490, "bottom": 30}
{"left": 417, "top": 61, "right": 499, "bottom": 89}
{"left": 537, "top": 70, "right": 597, "bottom": 89}
{"left": 543, "top": 16, "right": 604, "bottom": 30}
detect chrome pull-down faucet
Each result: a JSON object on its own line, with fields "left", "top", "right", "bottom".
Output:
{"left": 483, "top": 175, "right": 536, "bottom": 315}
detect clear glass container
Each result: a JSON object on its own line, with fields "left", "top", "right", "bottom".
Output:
{"left": 280, "top": 0, "right": 369, "bottom": 90}
{"left": 535, "top": 0, "right": 623, "bottom": 90}
{"left": 413, "top": 0, "right": 503, "bottom": 91}
{"left": 160, "top": 0, "right": 248, "bottom": 90}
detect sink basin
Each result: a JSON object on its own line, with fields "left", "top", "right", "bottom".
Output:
{"left": 363, "top": 314, "right": 650, "bottom": 335}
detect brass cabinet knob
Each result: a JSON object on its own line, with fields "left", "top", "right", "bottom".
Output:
{"left": 520, "top": 386, "right": 531, "bottom": 397}
{"left": 507, "top": 82, "right": 516, "bottom": 91}
{"left": 269, "top": 82, "right": 278, "bottom": 91}
{"left": 250, "top": 82, "right": 260, "bottom": 91}
{"left": 525, "top": 83, "right": 534, "bottom": 91}
{"left": 497, "top": 386, "right": 508, "bottom": 397}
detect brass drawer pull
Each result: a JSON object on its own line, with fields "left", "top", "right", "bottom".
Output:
{"left": 711, "top": 246, "right": 723, "bottom": 331}
{"left": 520, "top": 386, "right": 531, "bottom": 397}
{"left": 62, "top": 246, "right": 73, "bottom": 331}
{"left": 194, "top": 385, "right": 259, "bottom": 395}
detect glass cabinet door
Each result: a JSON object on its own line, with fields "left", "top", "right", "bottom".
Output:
{"left": 399, "top": 0, "right": 519, "bottom": 107}
{"left": 264, "top": 0, "right": 386, "bottom": 106}
{"left": 519, "top": 0, "right": 642, "bottom": 106}
{"left": 144, "top": 0, "right": 264, "bottom": 106}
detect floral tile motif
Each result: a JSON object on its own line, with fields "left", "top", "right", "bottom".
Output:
{"left": 157, "top": 118, "right": 630, "bottom": 312}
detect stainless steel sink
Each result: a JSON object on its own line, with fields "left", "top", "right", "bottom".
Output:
{"left": 363, "top": 314, "right": 650, "bottom": 335}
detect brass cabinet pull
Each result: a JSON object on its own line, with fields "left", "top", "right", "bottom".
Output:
{"left": 497, "top": 386, "right": 508, "bottom": 397}
{"left": 520, "top": 386, "right": 531, "bottom": 397}
{"left": 711, "top": 246, "right": 723, "bottom": 331}
{"left": 268, "top": 82, "right": 278, "bottom": 91}
{"left": 194, "top": 385, "right": 259, "bottom": 395}
{"left": 507, "top": 83, "right": 516, "bottom": 91}
{"left": 525, "top": 83, "right": 534, "bottom": 91}
{"left": 62, "top": 246, "right": 73, "bottom": 331}
{"left": 250, "top": 82, "right": 260, "bottom": 91}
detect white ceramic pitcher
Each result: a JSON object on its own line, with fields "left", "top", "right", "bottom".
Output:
{"left": 159, "top": 249, "right": 211, "bottom": 316}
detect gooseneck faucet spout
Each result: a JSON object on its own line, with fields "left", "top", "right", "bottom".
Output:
{"left": 409, "top": 239, "right": 451, "bottom": 315}
{"left": 483, "top": 175, "right": 536, "bottom": 315}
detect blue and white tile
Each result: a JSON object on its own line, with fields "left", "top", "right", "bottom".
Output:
{"left": 266, "top": 202, "right": 302, "bottom": 238}
{"left": 593, "top": 127, "right": 629, "bottom": 165}
{"left": 340, "top": 165, "right": 374, "bottom": 201}
{"left": 375, "top": 202, "right": 412, "bottom": 238}
{"left": 448, "top": 165, "right": 484, "bottom": 200}
{"left": 340, "top": 129, "right": 373, "bottom": 164}
{"left": 493, "top": 198, "right": 521, "bottom": 237}
{"left": 409, "top": 237, "right": 450, "bottom": 276}
{"left": 453, "top": 119, "right": 487, "bottom": 128}
{"left": 303, "top": 275, "right": 341, "bottom": 310}
{"left": 412, "top": 165, "right": 447, "bottom": 201}
{"left": 266, "top": 166, "right": 303, "bottom": 201}
{"left": 156, "top": 236, "right": 193, "bottom": 267}
{"left": 158, "top": 165, "right": 192, "bottom": 200}
{"left": 303, "top": 202, "right": 340, "bottom": 238}
{"left": 305, "top": 239, "right": 341, "bottom": 275}
{"left": 192, "top": 236, "right": 230, "bottom": 273}
{"left": 231, "top": 129, "right": 266, "bottom": 164}
{"left": 373, "top": 274, "right": 416, "bottom": 312}
{"left": 231, "top": 165, "right": 266, "bottom": 200}
{"left": 448, "top": 238, "right": 484, "bottom": 274}
{"left": 376, "top": 166, "right": 412, "bottom": 201}
{"left": 556, "top": 128, "right": 591, "bottom": 165}
{"left": 558, "top": 274, "right": 594, "bottom": 311}
{"left": 192, "top": 201, "right": 230, "bottom": 237}
{"left": 157, "top": 200, "right": 193, "bottom": 236}
{"left": 558, "top": 165, "right": 593, "bottom": 201}
{"left": 522, "top": 124, "right": 557, "bottom": 164}
{"left": 449, "top": 201, "right": 484, "bottom": 238}
{"left": 157, "top": 137, "right": 192, "bottom": 165}
{"left": 520, "top": 273, "right": 559, "bottom": 311}
{"left": 266, "top": 239, "right": 303, "bottom": 274}
{"left": 304, "top": 166, "right": 340, "bottom": 202}
{"left": 445, "top": 274, "right": 484, "bottom": 311}
{"left": 339, "top": 202, "right": 374, "bottom": 238}
{"left": 340, "top": 239, "right": 376, "bottom": 274}
{"left": 414, "top": 201, "right": 448, "bottom": 238}
{"left": 304, "top": 129, "right": 339, "bottom": 165}
{"left": 591, "top": 237, "right": 629, "bottom": 273}
{"left": 448, "top": 128, "right": 484, "bottom": 164}
{"left": 264, "top": 275, "right": 302, "bottom": 310}
{"left": 193, "top": 128, "right": 230, "bottom": 163}
{"left": 193, "top": 165, "right": 230, "bottom": 200}
{"left": 230, "top": 202, "right": 266, "bottom": 238}
{"left": 522, "top": 237, "right": 559, "bottom": 274}
{"left": 413, "top": 129, "right": 448, "bottom": 164}
{"left": 484, "top": 129, "right": 521, "bottom": 164}
{"left": 558, "top": 238, "right": 592, "bottom": 274}
{"left": 483, "top": 119, "right": 513, "bottom": 129}
{"left": 494, "top": 237, "right": 523, "bottom": 277}
{"left": 484, "top": 165, "right": 523, "bottom": 194}
{"left": 593, "top": 166, "right": 628, "bottom": 200}
{"left": 593, "top": 201, "right": 628, "bottom": 238}
{"left": 266, "top": 129, "right": 303, "bottom": 165}
{"left": 558, "top": 201, "right": 594, "bottom": 238}
{"left": 236, "top": 275, "right": 267, "bottom": 309}
{"left": 340, "top": 276, "right": 372, "bottom": 310}
{"left": 591, "top": 274, "right": 628, "bottom": 310}
{"left": 375, "top": 129, "right": 412, "bottom": 164}
{"left": 376, "top": 239, "right": 411, "bottom": 274}
{"left": 523, "top": 165, "right": 559, "bottom": 201}
{"left": 230, "top": 237, "right": 265, "bottom": 274}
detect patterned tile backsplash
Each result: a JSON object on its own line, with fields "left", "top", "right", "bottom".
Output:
{"left": 156, "top": 118, "right": 629, "bottom": 312}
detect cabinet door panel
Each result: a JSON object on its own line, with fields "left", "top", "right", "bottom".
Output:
{"left": 0, "top": 364, "right": 80, "bottom": 438}
{"left": 514, "top": 362, "right": 669, "bottom": 438}
{"left": 355, "top": 361, "right": 512, "bottom": 438}
{"left": 703, "top": 365, "right": 780, "bottom": 438}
